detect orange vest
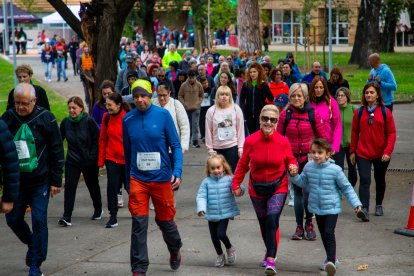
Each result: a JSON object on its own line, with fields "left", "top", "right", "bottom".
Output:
{"left": 81, "top": 54, "right": 94, "bottom": 70}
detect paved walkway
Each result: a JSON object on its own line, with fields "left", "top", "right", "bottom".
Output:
{"left": 0, "top": 52, "right": 413, "bottom": 276}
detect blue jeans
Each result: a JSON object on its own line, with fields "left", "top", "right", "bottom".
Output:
{"left": 44, "top": 62, "right": 52, "bottom": 80}
{"left": 6, "top": 183, "right": 50, "bottom": 267}
{"left": 56, "top": 57, "right": 67, "bottom": 80}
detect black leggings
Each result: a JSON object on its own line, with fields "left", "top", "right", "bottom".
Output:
{"left": 315, "top": 214, "right": 338, "bottom": 263}
{"left": 333, "top": 146, "right": 357, "bottom": 187}
{"left": 293, "top": 162, "right": 313, "bottom": 226}
{"left": 208, "top": 219, "right": 231, "bottom": 255}
{"left": 356, "top": 156, "right": 390, "bottom": 210}
{"left": 105, "top": 160, "right": 127, "bottom": 216}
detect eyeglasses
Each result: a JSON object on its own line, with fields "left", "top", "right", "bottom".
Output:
{"left": 15, "top": 100, "right": 33, "bottom": 107}
{"left": 157, "top": 94, "right": 169, "bottom": 98}
{"left": 260, "top": 116, "right": 278, "bottom": 124}
{"left": 369, "top": 113, "right": 374, "bottom": 125}
{"left": 210, "top": 166, "right": 221, "bottom": 170}
{"left": 336, "top": 94, "right": 345, "bottom": 98}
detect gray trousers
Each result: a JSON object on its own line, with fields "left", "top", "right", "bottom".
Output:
{"left": 131, "top": 216, "right": 182, "bottom": 273}
{"left": 186, "top": 108, "right": 200, "bottom": 143}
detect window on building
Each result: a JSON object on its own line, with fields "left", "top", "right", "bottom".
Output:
{"left": 272, "top": 10, "right": 303, "bottom": 45}
{"left": 326, "top": 9, "right": 349, "bottom": 45}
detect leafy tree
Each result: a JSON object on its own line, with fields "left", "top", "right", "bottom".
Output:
{"left": 210, "top": 0, "right": 237, "bottom": 31}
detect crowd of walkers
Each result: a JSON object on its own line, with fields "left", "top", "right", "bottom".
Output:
{"left": 0, "top": 35, "right": 397, "bottom": 276}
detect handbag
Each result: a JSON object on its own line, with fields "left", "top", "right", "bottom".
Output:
{"left": 250, "top": 171, "right": 287, "bottom": 197}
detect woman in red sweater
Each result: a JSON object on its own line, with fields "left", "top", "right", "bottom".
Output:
{"left": 267, "top": 68, "right": 289, "bottom": 104}
{"left": 233, "top": 105, "right": 298, "bottom": 275}
{"left": 350, "top": 83, "right": 396, "bottom": 221}
{"left": 98, "top": 93, "right": 130, "bottom": 228}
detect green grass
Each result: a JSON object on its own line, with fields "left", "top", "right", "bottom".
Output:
{"left": 179, "top": 50, "right": 414, "bottom": 102}
{"left": 0, "top": 58, "right": 68, "bottom": 122}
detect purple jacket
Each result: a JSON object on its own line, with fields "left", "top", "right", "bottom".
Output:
{"left": 92, "top": 102, "right": 107, "bottom": 130}
{"left": 310, "top": 98, "right": 342, "bottom": 152}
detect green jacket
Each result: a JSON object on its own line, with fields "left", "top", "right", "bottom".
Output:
{"left": 339, "top": 104, "right": 357, "bottom": 147}
{"left": 162, "top": 51, "right": 182, "bottom": 69}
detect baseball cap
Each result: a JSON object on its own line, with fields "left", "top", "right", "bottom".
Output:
{"left": 131, "top": 79, "right": 152, "bottom": 97}
{"left": 125, "top": 53, "right": 134, "bottom": 63}
{"left": 274, "top": 94, "right": 289, "bottom": 107}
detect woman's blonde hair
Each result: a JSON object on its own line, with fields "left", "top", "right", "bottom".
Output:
{"left": 260, "top": 104, "right": 279, "bottom": 118}
{"left": 214, "top": 85, "right": 234, "bottom": 108}
{"left": 205, "top": 154, "right": 233, "bottom": 176}
{"left": 288, "top": 83, "right": 309, "bottom": 101}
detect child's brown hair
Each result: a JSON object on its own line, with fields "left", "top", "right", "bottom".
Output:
{"left": 205, "top": 154, "right": 233, "bottom": 176}
{"left": 311, "top": 138, "right": 332, "bottom": 153}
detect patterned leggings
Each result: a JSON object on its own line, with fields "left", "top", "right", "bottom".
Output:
{"left": 250, "top": 193, "right": 287, "bottom": 258}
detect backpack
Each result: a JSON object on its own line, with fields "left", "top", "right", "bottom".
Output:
{"left": 12, "top": 110, "right": 47, "bottom": 172}
{"left": 357, "top": 105, "right": 387, "bottom": 129}
{"left": 283, "top": 108, "right": 316, "bottom": 136}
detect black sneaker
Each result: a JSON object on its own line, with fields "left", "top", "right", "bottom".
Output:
{"left": 169, "top": 250, "right": 181, "bottom": 271}
{"left": 105, "top": 216, "right": 118, "bottom": 228}
{"left": 91, "top": 209, "right": 103, "bottom": 220}
{"left": 291, "top": 226, "right": 305, "bottom": 240}
{"left": 305, "top": 220, "right": 317, "bottom": 241}
{"left": 191, "top": 143, "right": 200, "bottom": 148}
{"left": 58, "top": 217, "right": 72, "bottom": 226}
{"left": 375, "top": 205, "right": 384, "bottom": 216}
{"left": 357, "top": 208, "right": 370, "bottom": 222}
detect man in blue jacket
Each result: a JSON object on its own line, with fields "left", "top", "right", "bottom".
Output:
{"left": 302, "top": 61, "right": 328, "bottom": 85}
{"left": 367, "top": 53, "right": 397, "bottom": 112}
{"left": 0, "top": 118, "right": 20, "bottom": 214}
{"left": 2, "top": 83, "right": 64, "bottom": 276}
{"left": 123, "top": 79, "right": 183, "bottom": 276}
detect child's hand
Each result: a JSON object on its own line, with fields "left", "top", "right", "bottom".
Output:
{"left": 233, "top": 188, "right": 242, "bottom": 197}
{"left": 355, "top": 206, "right": 362, "bottom": 213}
{"left": 289, "top": 164, "right": 298, "bottom": 176}
{"left": 198, "top": 211, "right": 205, "bottom": 217}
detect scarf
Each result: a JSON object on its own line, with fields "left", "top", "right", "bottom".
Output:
{"left": 67, "top": 112, "right": 84, "bottom": 123}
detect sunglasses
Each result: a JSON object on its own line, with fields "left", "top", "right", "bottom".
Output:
{"left": 368, "top": 113, "right": 374, "bottom": 125}
{"left": 260, "top": 116, "right": 278, "bottom": 124}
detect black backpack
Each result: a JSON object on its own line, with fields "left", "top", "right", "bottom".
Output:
{"left": 357, "top": 105, "right": 387, "bottom": 129}
{"left": 283, "top": 108, "right": 316, "bottom": 136}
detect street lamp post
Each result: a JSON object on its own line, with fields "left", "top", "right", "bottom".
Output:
{"left": 328, "top": 0, "right": 333, "bottom": 73}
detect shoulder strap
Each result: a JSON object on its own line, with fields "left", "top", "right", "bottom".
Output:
{"left": 308, "top": 108, "right": 317, "bottom": 135}
{"left": 381, "top": 105, "right": 387, "bottom": 131}
{"left": 283, "top": 108, "right": 292, "bottom": 136}
{"left": 104, "top": 113, "right": 110, "bottom": 127}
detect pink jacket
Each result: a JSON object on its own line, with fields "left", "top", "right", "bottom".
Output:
{"left": 277, "top": 104, "right": 328, "bottom": 163}
{"left": 310, "top": 98, "right": 342, "bottom": 152}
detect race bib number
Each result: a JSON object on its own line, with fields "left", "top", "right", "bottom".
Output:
{"left": 14, "top": 140, "right": 30, "bottom": 160}
{"left": 137, "top": 152, "right": 161, "bottom": 171}
{"left": 217, "top": 114, "right": 235, "bottom": 141}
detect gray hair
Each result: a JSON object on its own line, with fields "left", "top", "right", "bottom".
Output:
{"left": 288, "top": 83, "right": 309, "bottom": 101}
{"left": 14, "top": 83, "right": 36, "bottom": 100}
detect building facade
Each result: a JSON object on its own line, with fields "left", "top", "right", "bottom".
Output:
{"left": 261, "top": 0, "right": 360, "bottom": 46}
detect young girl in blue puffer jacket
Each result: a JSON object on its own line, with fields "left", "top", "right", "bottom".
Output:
{"left": 290, "top": 138, "right": 363, "bottom": 276}
{"left": 196, "top": 154, "right": 244, "bottom": 268}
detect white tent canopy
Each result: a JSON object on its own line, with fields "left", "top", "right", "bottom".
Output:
{"left": 42, "top": 5, "right": 80, "bottom": 24}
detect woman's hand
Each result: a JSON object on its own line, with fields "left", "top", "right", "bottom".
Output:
{"left": 350, "top": 153, "right": 356, "bottom": 165}
{"left": 238, "top": 149, "right": 243, "bottom": 157}
{"left": 209, "top": 151, "right": 217, "bottom": 156}
{"left": 381, "top": 154, "right": 390, "bottom": 162}
{"left": 288, "top": 164, "right": 298, "bottom": 176}
{"left": 198, "top": 211, "right": 205, "bottom": 217}
{"left": 233, "top": 188, "right": 242, "bottom": 197}
{"left": 355, "top": 206, "right": 362, "bottom": 213}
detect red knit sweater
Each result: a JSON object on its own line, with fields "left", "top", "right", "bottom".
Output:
{"left": 232, "top": 130, "right": 297, "bottom": 197}
{"left": 350, "top": 106, "right": 396, "bottom": 159}
{"left": 98, "top": 110, "right": 126, "bottom": 166}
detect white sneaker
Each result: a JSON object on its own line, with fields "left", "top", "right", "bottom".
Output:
{"left": 215, "top": 254, "right": 225, "bottom": 267}
{"left": 288, "top": 199, "right": 294, "bottom": 207}
{"left": 226, "top": 247, "right": 236, "bottom": 263}
{"left": 117, "top": 194, "right": 124, "bottom": 208}
{"left": 325, "top": 261, "right": 337, "bottom": 276}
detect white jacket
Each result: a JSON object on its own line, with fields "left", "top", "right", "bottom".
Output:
{"left": 153, "top": 98, "right": 190, "bottom": 152}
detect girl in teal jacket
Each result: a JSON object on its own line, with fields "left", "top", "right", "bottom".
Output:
{"left": 290, "top": 138, "right": 363, "bottom": 276}
{"left": 196, "top": 154, "right": 244, "bottom": 268}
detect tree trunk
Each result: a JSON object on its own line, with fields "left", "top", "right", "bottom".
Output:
{"left": 237, "top": 0, "right": 261, "bottom": 54}
{"left": 139, "top": 0, "right": 156, "bottom": 45}
{"left": 349, "top": 0, "right": 382, "bottom": 68}
{"left": 380, "top": 11, "right": 398, "bottom": 52}
{"left": 47, "top": 0, "right": 137, "bottom": 111}
{"left": 190, "top": 0, "right": 207, "bottom": 51}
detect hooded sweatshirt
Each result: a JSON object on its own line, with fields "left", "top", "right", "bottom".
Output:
{"left": 368, "top": 64, "right": 397, "bottom": 106}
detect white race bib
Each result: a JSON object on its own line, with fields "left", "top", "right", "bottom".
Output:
{"left": 201, "top": 93, "right": 210, "bottom": 107}
{"left": 137, "top": 152, "right": 161, "bottom": 171}
{"left": 217, "top": 113, "right": 235, "bottom": 141}
{"left": 14, "top": 140, "right": 30, "bottom": 160}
